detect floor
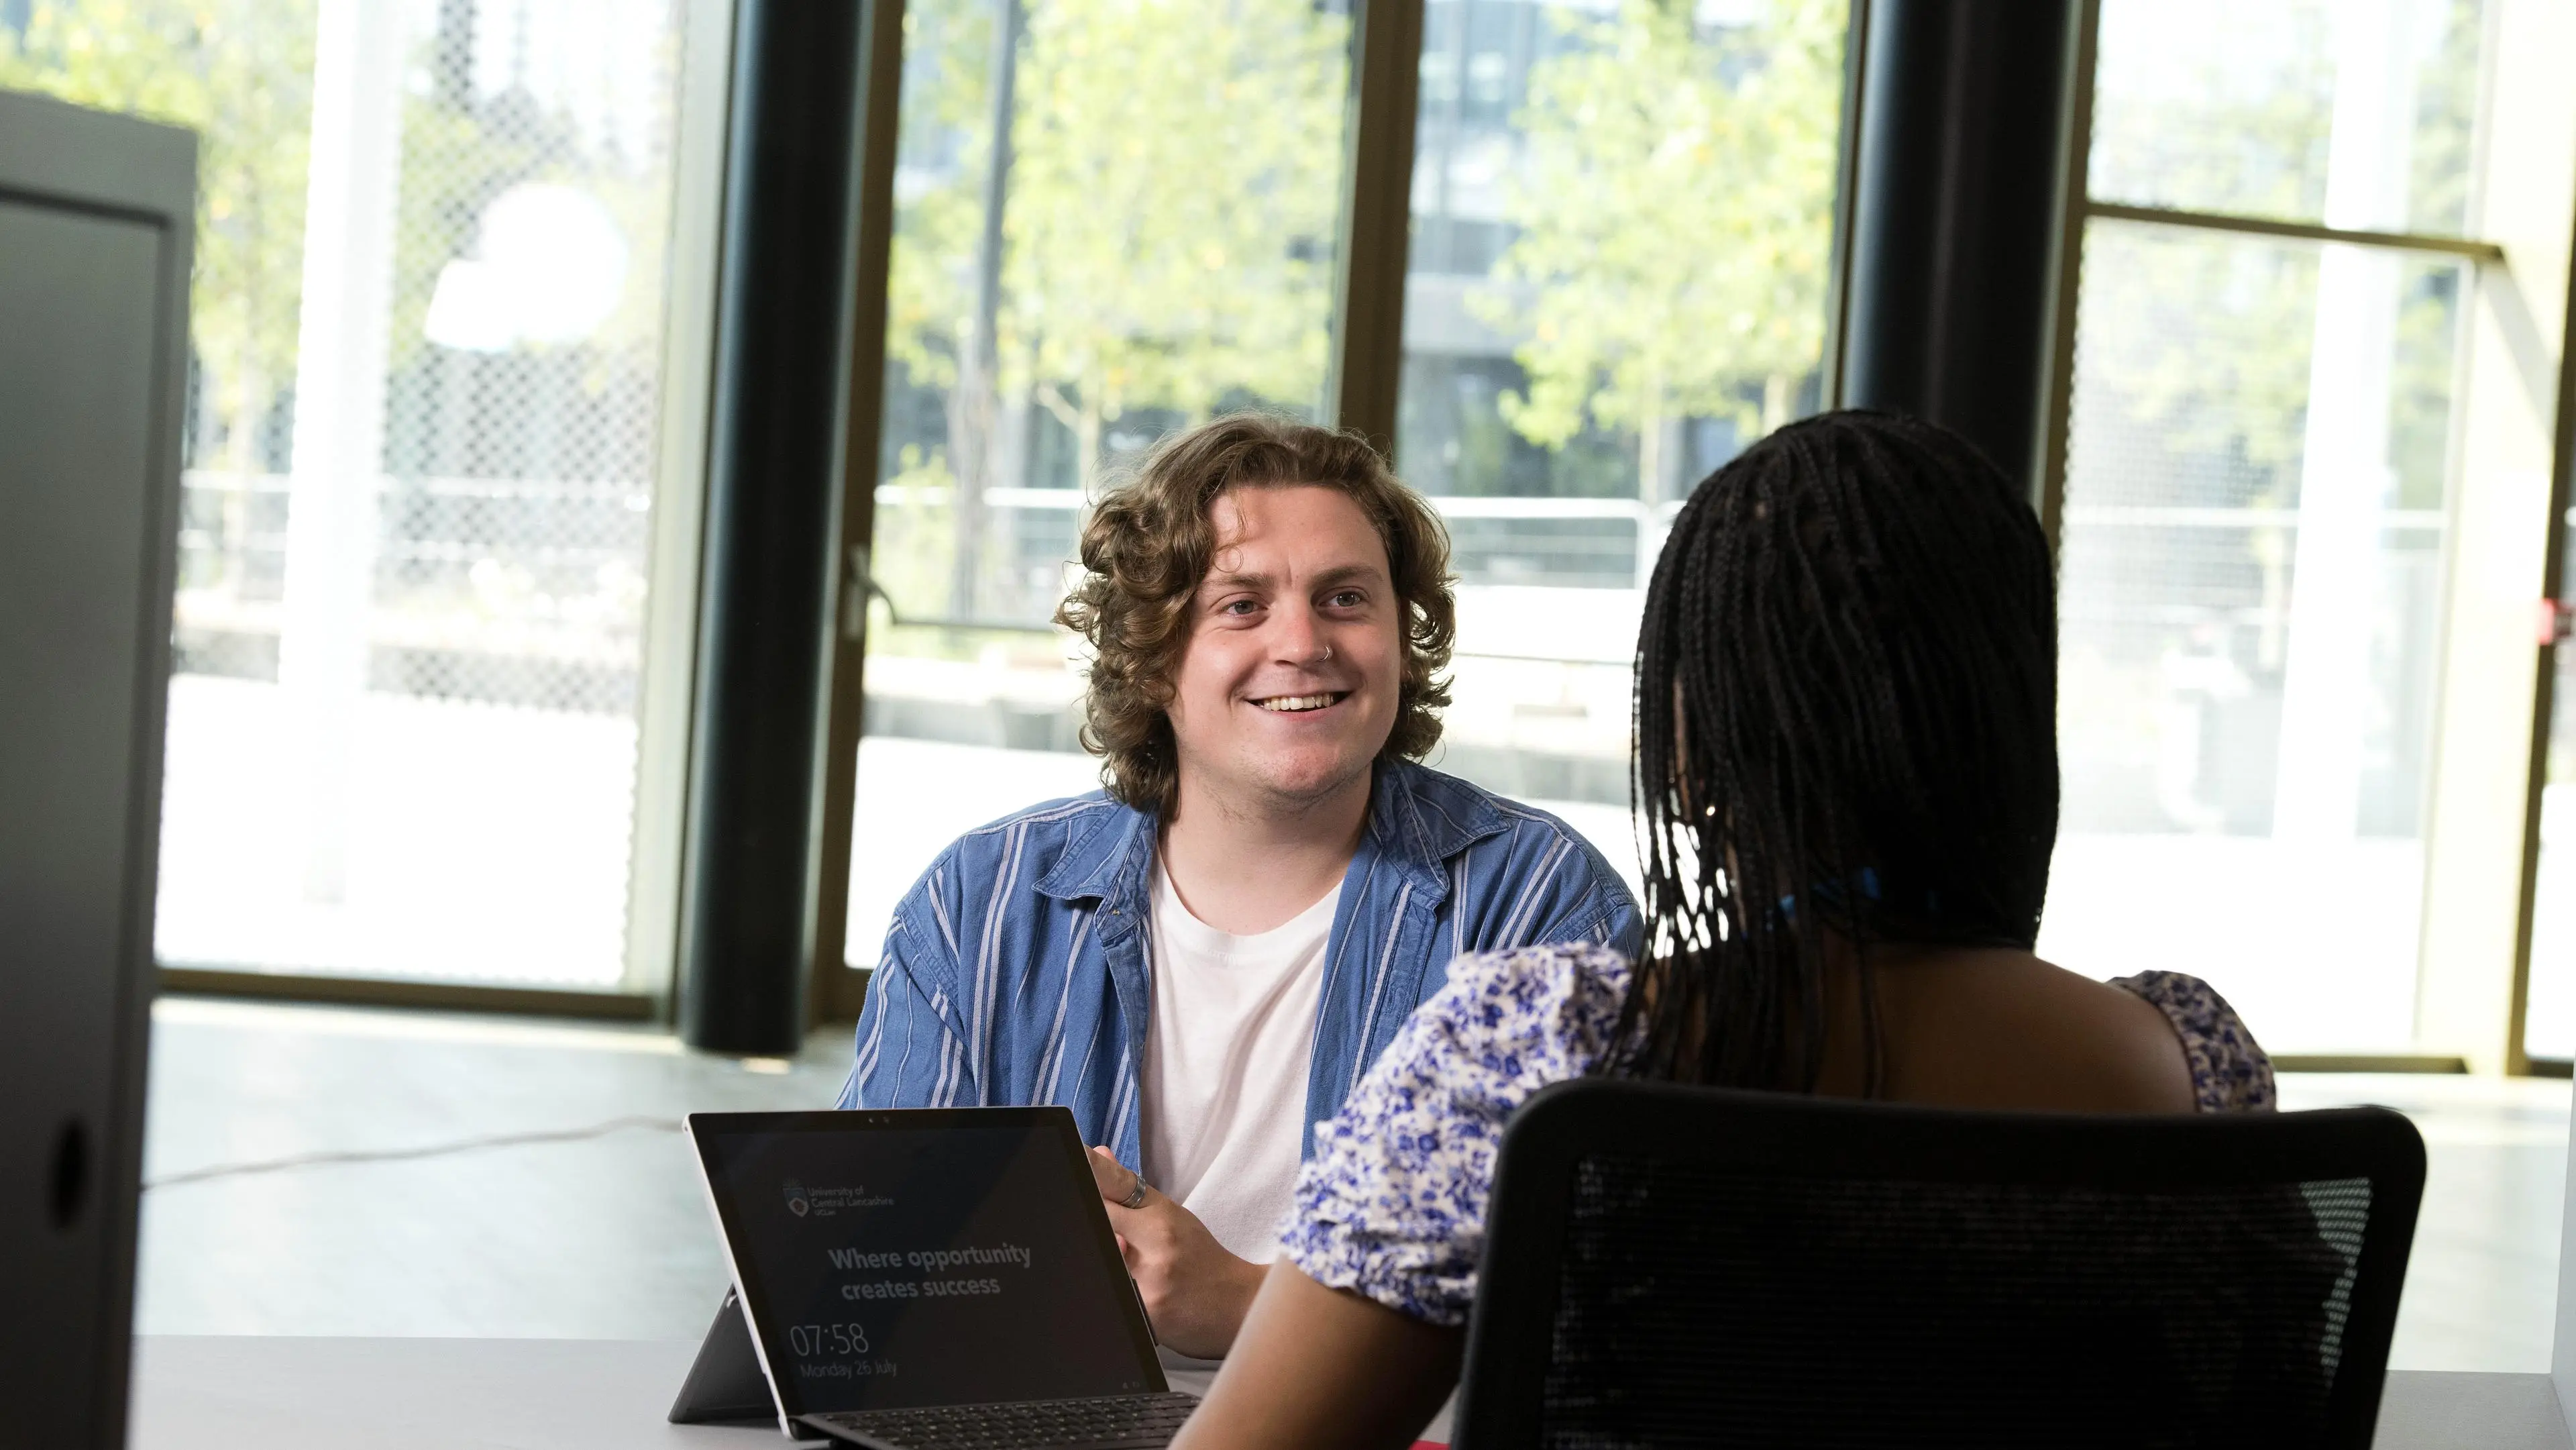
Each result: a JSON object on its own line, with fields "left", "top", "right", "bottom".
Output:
{"left": 138, "top": 996, "right": 843, "bottom": 1340}
{"left": 138, "top": 995, "right": 2573, "bottom": 1372}
{"left": 2281, "top": 1071, "right": 2576, "bottom": 1372}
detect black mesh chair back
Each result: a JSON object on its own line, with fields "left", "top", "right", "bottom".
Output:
{"left": 1453, "top": 1080, "right": 2424, "bottom": 1449}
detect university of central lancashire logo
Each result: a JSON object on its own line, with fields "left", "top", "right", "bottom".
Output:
{"left": 782, "top": 1178, "right": 810, "bottom": 1217}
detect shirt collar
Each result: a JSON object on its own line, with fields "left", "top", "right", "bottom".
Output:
{"left": 1032, "top": 796, "right": 1150, "bottom": 906}
{"left": 1364, "top": 757, "right": 1509, "bottom": 902}
{"left": 1029, "top": 758, "right": 1509, "bottom": 910}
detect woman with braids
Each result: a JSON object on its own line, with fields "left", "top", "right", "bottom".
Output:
{"left": 1168, "top": 410, "right": 2273, "bottom": 1447}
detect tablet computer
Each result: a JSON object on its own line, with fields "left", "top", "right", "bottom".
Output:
{"left": 684, "top": 1106, "right": 1173, "bottom": 1437}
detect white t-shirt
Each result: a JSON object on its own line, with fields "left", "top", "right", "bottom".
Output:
{"left": 1138, "top": 864, "right": 1339, "bottom": 1271}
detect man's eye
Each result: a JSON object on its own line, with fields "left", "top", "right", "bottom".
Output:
{"left": 1218, "top": 599, "right": 1258, "bottom": 616}
{"left": 1326, "top": 590, "right": 1365, "bottom": 608}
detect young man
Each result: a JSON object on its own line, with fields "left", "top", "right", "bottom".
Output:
{"left": 839, "top": 415, "right": 1639, "bottom": 1359}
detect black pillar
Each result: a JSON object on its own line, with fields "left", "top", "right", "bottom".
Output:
{"left": 677, "top": 0, "right": 871, "bottom": 1055}
{"left": 1838, "top": 0, "right": 2083, "bottom": 499}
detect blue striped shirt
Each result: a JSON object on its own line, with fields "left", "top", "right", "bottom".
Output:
{"left": 838, "top": 759, "right": 1642, "bottom": 1168}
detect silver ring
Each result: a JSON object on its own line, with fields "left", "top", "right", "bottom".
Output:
{"left": 1120, "top": 1176, "right": 1148, "bottom": 1210}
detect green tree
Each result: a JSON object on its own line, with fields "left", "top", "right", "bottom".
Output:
{"left": 1002, "top": 0, "right": 1346, "bottom": 469}
{"left": 1483, "top": 0, "right": 1846, "bottom": 502}
{"left": 882, "top": 0, "right": 1002, "bottom": 403}
{"left": 1, "top": 0, "right": 317, "bottom": 476}
{"left": 874, "top": 0, "right": 1348, "bottom": 634}
{"left": 888, "top": 0, "right": 1346, "bottom": 481}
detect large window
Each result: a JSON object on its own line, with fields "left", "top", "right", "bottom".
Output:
{"left": 74, "top": 0, "right": 2556, "bottom": 1056}
{"left": 841, "top": 0, "right": 1849, "bottom": 964}
{"left": 2039, "top": 0, "right": 2502, "bottom": 1053}
{"left": 843, "top": 0, "right": 1355, "bottom": 965}
{"left": 4, "top": 0, "right": 703, "bottom": 990}
{"left": 1393, "top": 0, "right": 1846, "bottom": 875}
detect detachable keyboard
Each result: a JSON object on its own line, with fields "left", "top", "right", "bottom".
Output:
{"left": 796, "top": 1390, "right": 1202, "bottom": 1449}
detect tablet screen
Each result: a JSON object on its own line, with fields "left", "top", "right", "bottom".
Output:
{"left": 689, "top": 1109, "right": 1164, "bottom": 1415}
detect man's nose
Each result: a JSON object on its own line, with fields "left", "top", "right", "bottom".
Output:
{"left": 1268, "top": 600, "right": 1330, "bottom": 665}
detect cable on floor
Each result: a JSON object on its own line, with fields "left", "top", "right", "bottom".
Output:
{"left": 144, "top": 1115, "right": 685, "bottom": 1190}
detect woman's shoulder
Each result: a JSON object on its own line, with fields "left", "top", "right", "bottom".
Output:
{"left": 1417, "top": 939, "right": 1634, "bottom": 1073}
{"left": 1320, "top": 939, "right": 1634, "bottom": 1157}
{"left": 1284, "top": 941, "right": 1634, "bottom": 1326}
{"left": 2110, "top": 970, "right": 2276, "bottom": 1112}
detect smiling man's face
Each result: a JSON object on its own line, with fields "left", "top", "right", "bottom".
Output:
{"left": 1164, "top": 484, "right": 1404, "bottom": 817}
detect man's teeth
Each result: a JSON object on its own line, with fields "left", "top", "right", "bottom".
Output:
{"left": 1256, "top": 693, "right": 1342, "bottom": 713}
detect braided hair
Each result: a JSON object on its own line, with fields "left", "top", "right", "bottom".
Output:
{"left": 1619, "top": 409, "right": 2059, "bottom": 1094}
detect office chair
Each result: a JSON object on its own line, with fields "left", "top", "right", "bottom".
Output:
{"left": 1452, "top": 1079, "right": 2425, "bottom": 1449}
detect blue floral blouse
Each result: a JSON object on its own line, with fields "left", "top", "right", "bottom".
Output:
{"left": 1279, "top": 943, "right": 2275, "bottom": 1327}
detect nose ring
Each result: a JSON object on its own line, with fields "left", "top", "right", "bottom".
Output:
{"left": 1318, "top": 643, "right": 1333, "bottom": 662}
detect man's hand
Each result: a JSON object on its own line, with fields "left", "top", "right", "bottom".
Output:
{"left": 1087, "top": 1146, "right": 1268, "bottom": 1359}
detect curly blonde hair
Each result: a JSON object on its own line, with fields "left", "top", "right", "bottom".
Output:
{"left": 1055, "top": 414, "right": 1456, "bottom": 816}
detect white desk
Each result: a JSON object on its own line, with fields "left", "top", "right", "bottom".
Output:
{"left": 129, "top": 1337, "right": 1219, "bottom": 1450}
{"left": 130, "top": 1337, "right": 2569, "bottom": 1449}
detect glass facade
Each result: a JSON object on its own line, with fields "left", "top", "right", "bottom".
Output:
{"left": 4, "top": 0, "right": 693, "bottom": 986}
{"left": 2039, "top": 0, "right": 2489, "bottom": 1052}
{"left": 25, "top": 0, "right": 2555, "bottom": 1057}
{"left": 845, "top": 0, "right": 1354, "bottom": 965}
{"left": 1393, "top": 0, "right": 1848, "bottom": 879}
{"left": 844, "top": 0, "right": 1851, "bottom": 964}
{"left": 2088, "top": 0, "right": 2485, "bottom": 237}
{"left": 2043, "top": 223, "right": 2462, "bottom": 1051}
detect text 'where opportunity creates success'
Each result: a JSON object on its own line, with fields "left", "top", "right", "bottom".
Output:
{"left": 826, "top": 1243, "right": 1034, "bottom": 1273}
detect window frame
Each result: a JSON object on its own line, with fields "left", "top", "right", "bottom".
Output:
{"left": 2035, "top": 0, "right": 2576, "bottom": 1076}
{"left": 800, "top": 0, "right": 1436, "bottom": 1021}
{"left": 158, "top": 0, "right": 743, "bottom": 1020}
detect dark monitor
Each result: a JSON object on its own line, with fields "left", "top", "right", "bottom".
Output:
{"left": 687, "top": 1108, "right": 1168, "bottom": 1429}
{"left": 0, "top": 89, "right": 196, "bottom": 1449}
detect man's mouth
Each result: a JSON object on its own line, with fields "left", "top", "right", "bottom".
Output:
{"left": 1251, "top": 692, "right": 1349, "bottom": 713}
